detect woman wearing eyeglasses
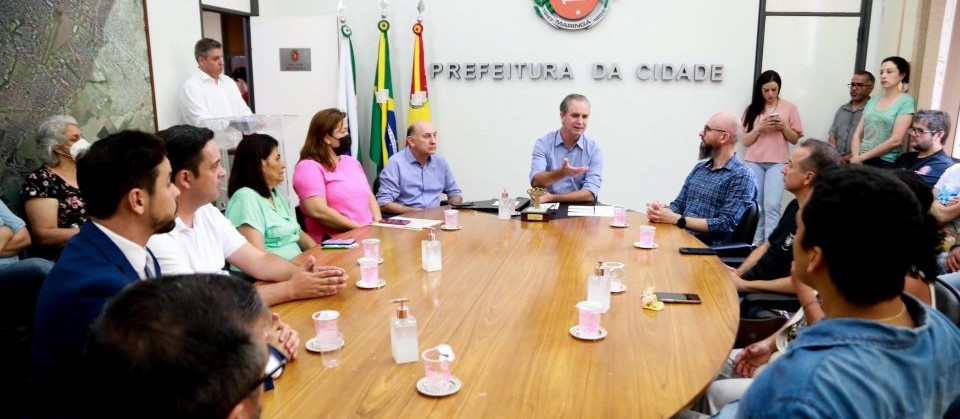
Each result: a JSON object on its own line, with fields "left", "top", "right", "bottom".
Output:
{"left": 850, "top": 56, "right": 916, "bottom": 168}
{"left": 741, "top": 70, "right": 804, "bottom": 243}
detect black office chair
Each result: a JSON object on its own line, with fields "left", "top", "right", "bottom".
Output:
{"left": 934, "top": 277, "right": 960, "bottom": 327}
{"left": 701, "top": 201, "right": 760, "bottom": 265}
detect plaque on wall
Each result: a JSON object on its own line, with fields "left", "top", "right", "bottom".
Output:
{"left": 280, "top": 48, "right": 311, "bottom": 71}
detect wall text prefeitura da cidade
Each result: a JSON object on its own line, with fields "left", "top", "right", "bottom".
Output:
{"left": 430, "top": 63, "right": 724, "bottom": 82}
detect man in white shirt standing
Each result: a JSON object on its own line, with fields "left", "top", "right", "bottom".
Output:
{"left": 180, "top": 38, "right": 252, "bottom": 126}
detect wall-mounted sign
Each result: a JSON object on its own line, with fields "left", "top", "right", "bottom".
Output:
{"left": 279, "top": 48, "right": 311, "bottom": 71}
{"left": 533, "top": 0, "right": 609, "bottom": 30}
{"left": 430, "top": 62, "right": 724, "bottom": 82}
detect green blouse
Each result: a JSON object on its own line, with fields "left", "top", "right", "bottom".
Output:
{"left": 860, "top": 93, "right": 916, "bottom": 163}
{"left": 226, "top": 187, "right": 302, "bottom": 260}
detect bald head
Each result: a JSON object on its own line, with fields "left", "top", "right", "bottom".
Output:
{"left": 708, "top": 111, "right": 743, "bottom": 143}
{"left": 406, "top": 121, "right": 438, "bottom": 161}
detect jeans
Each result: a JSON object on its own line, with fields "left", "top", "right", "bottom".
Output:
{"left": 744, "top": 161, "right": 785, "bottom": 244}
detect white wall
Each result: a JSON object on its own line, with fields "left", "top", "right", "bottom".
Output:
{"left": 262, "top": 0, "right": 760, "bottom": 210}
{"left": 146, "top": 0, "right": 203, "bottom": 129}
{"left": 248, "top": 15, "right": 339, "bottom": 205}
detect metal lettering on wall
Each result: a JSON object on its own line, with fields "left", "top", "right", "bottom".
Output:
{"left": 430, "top": 62, "right": 724, "bottom": 82}
{"left": 280, "top": 48, "right": 311, "bottom": 71}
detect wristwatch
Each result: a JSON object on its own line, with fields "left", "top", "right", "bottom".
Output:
{"left": 676, "top": 215, "right": 687, "bottom": 228}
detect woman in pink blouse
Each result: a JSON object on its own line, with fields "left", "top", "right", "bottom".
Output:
{"left": 293, "top": 109, "right": 381, "bottom": 242}
{"left": 742, "top": 70, "right": 803, "bottom": 243}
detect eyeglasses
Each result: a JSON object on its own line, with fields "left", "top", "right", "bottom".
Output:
{"left": 908, "top": 127, "right": 937, "bottom": 136}
{"left": 249, "top": 345, "right": 288, "bottom": 393}
{"left": 703, "top": 125, "right": 727, "bottom": 134}
{"left": 847, "top": 83, "right": 874, "bottom": 89}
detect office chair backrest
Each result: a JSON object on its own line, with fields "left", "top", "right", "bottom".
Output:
{"left": 934, "top": 277, "right": 960, "bottom": 327}
{"left": 729, "top": 201, "right": 760, "bottom": 245}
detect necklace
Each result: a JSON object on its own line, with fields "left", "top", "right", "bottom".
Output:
{"left": 873, "top": 302, "right": 907, "bottom": 323}
{"left": 765, "top": 99, "right": 779, "bottom": 113}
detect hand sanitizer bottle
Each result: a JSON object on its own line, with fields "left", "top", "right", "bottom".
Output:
{"left": 421, "top": 228, "right": 442, "bottom": 272}
{"left": 390, "top": 298, "right": 419, "bottom": 364}
{"left": 498, "top": 188, "right": 511, "bottom": 220}
{"left": 587, "top": 260, "right": 611, "bottom": 313}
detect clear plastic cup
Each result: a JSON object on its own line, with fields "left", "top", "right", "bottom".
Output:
{"left": 602, "top": 261, "right": 625, "bottom": 290}
{"left": 613, "top": 206, "right": 627, "bottom": 225}
{"left": 443, "top": 209, "right": 459, "bottom": 228}
{"left": 319, "top": 333, "right": 344, "bottom": 368}
{"left": 312, "top": 310, "right": 340, "bottom": 342}
{"left": 358, "top": 257, "right": 379, "bottom": 285}
{"left": 362, "top": 238, "right": 380, "bottom": 260}
{"left": 576, "top": 301, "right": 603, "bottom": 334}
{"left": 638, "top": 225, "right": 657, "bottom": 247}
{"left": 421, "top": 347, "right": 454, "bottom": 392}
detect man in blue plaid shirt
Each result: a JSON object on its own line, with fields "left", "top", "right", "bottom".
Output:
{"left": 647, "top": 111, "right": 757, "bottom": 245}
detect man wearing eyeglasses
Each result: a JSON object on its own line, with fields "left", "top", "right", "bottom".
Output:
{"left": 646, "top": 111, "right": 757, "bottom": 245}
{"left": 82, "top": 274, "right": 278, "bottom": 418}
{"left": 828, "top": 71, "right": 874, "bottom": 163}
{"left": 891, "top": 110, "right": 953, "bottom": 186}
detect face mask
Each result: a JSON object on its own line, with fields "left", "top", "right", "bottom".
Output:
{"left": 333, "top": 135, "right": 352, "bottom": 156}
{"left": 69, "top": 138, "right": 91, "bottom": 160}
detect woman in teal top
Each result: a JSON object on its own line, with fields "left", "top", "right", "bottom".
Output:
{"left": 226, "top": 134, "right": 316, "bottom": 261}
{"left": 851, "top": 56, "right": 916, "bottom": 168}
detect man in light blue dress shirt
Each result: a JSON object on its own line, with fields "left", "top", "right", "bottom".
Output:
{"left": 377, "top": 121, "right": 463, "bottom": 214}
{"left": 529, "top": 94, "right": 603, "bottom": 203}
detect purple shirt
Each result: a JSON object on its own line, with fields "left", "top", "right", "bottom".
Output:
{"left": 376, "top": 148, "right": 462, "bottom": 209}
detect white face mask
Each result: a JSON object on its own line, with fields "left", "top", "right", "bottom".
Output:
{"left": 69, "top": 138, "right": 91, "bottom": 160}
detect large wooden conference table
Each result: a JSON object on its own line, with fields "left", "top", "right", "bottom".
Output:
{"left": 263, "top": 206, "right": 739, "bottom": 418}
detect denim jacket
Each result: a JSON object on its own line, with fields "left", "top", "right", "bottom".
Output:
{"left": 716, "top": 295, "right": 960, "bottom": 418}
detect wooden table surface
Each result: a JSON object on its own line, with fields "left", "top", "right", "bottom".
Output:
{"left": 262, "top": 207, "right": 739, "bottom": 418}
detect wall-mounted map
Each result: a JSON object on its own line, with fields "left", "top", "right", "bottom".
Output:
{"left": 0, "top": 0, "right": 155, "bottom": 210}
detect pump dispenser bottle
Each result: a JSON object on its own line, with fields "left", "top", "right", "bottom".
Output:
{"left": 390, "top": 298, "right": 419, "bottom": 364}
{"left": 421, "top": 228, "right": 442, "bottom": 272}
{"left": 587, "top": 260, "right": 611, "bottom": 313}
{"left": 498, "top": 188, "right": 511, "bottom": 220}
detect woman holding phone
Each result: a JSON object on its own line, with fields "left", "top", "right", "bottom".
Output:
{"left": 850, "top": 56, "right": 916, "bottom": 168}
{"left": 742, "top": 70, "right": 803, "bottom": 243}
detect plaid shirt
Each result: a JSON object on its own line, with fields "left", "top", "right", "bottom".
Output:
{"left": 669, "top": 154, "right": 757, "bottom": 245}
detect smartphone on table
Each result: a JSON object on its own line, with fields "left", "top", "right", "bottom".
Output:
{"left": 380, "top": 218, "right": 412, "bottom": 226}
{"left": 655, "top": 292, "right": 703, "bottom": 304}
{"left": 321, "top": 238, "right": 356, "bottom": 246}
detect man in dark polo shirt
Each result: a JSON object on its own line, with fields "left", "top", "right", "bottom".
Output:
{"left": 727, "top": 139, "right": 840, "bottom": 293}
{"left": 828, "top": 71, "right": 873, "bottom": 163}
{"left": 892, "top": 109, "right": 954, "bottom": 186}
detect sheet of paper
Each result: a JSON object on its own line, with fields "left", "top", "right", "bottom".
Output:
{"left": 567, "top": 205, "right": 615, "bottom": 217}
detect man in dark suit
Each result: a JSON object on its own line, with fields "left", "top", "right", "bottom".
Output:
{"left": 31, "top": 131, "right": 179, "bottom": 417}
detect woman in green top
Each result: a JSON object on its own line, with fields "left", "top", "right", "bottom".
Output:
{"left": 850, "top": 56, "right": 916, "bottom": 168}
{"left": 226, "top": 134, "right": 316, "bottom": 260}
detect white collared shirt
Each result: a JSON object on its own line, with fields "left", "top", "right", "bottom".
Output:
{"left": 180, "top": 68, "right": 252, "bottom": 126}
{"left": 92, "top": 221, "right": 151, "bottom": 280}
{"left": 147, "top": 204, "right": 248, "bottom": 275}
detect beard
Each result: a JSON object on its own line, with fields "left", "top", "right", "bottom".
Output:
{"left": 152, "top": 204, "right": 178, "bottom": 234}
{"left": 699, "top": 141, "right": 714, "bottom": 160}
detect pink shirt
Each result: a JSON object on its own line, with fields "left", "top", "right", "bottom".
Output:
{"left": 744, "top": 99, "right": 803, "bottom": 164}
{"left": 293, "top": 156, "right": 373, "bottom": 241}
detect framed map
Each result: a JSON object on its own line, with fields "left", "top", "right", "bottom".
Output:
{"left": 0, "top": 0, "right": 156, "bottom": 209}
